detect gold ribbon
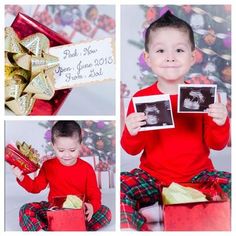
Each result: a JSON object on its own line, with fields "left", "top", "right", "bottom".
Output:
{"left": 5, "top": 27, "right": 59, "bottom": 115}
{"left": 16, "top": 141, "right": 40, "bottom": 166}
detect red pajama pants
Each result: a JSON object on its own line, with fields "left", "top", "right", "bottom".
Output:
{"left": 120, "top": 168, "right": 231, "bottom": 231}
{"left": 19, "top": 201, "right": 111, "bottom": 231}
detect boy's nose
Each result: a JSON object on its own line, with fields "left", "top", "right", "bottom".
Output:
{"left": 64, "top": 151, "right": 70, "bottom": 157}
{"left": 166, "top": 52, "right": 175, "bottom": 62}
{"left": 166, "top": 59, "right": 175, "bottom": 62}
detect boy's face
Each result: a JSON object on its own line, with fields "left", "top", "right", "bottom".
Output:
{"left": 144, "top": 27, "right": 196, "bottom": 83}
{"left": 52, "top": 135, "right": 81, "bottom": 166}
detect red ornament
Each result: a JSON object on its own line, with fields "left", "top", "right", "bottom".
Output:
{"left": 79, "top": 144, "right": 92, "bottom": 157}
{"left": 111, "top": 138, "right": 115, "bottom": 147}
{"left": 194, "top": 49, "right": 203, "bottom": 64}
{"left": 95, "top": 161, "right": 109, "bottom": 171}
{"left": 85, "top": 121, "right": 93, "bottom": 127}
{"left": 221, "top": 66, "right": 231, "bottom": 83}
{"left": 188, "top": 75, "right": 212, "bottom": 85}
{"left": 85, "top": 6, "right": 98, "bottom": 22}
{"left": 96, "top": 139, "right": 104, "bottom": 150}
{"left": 34, "top": 10, "right": 53, "bottom": 26}
{"left": 224, "top": 5, "right": 231, "bottom": 12}
{"left": 146, "top": 7, "right": 158, "bottom": 23}
{"left": 73, "top": 19, "right": 92, "bottom": 34}
{"left": 182, "top": 5, "right": 192, "bottom": 14}
{"left": 203, "top": 29, "right": 216, "bottom": 46}
{"left": 226, "top": 98, "right": 231, "bottom": 117}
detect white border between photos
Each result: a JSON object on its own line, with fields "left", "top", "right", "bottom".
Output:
{"left": 1, "top": 0, "right": 235, "bottom": 236}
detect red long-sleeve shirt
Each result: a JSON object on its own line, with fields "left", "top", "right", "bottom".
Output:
{"left": 17, "top": 157, "right": 101, "bottom": 212}
{"left": 121, "top": 82, "right": 230, "bottom": 184}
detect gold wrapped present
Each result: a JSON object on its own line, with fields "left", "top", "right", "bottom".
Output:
{"left": 5, "top": 27, "right": 59, "bottom": 115}
{"left": 5, "top": 141, "right": 40, "bottom": 174}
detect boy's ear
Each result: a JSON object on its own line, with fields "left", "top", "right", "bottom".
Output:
{"left": 52, "top": 144, "right": 56, "bottom": 152}
{"left": 191, "top": 49, "right": 197, "bottom": 66}
{"left": 78, "top": 143, "right": 82, "bottom": 152}
{"left": 144, "top": 51, "right": 151, "bottom": 67}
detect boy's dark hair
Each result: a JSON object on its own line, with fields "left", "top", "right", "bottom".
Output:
{"left": 51, "top": 121, "right": 82, "bottom": 144}
{"left": 145, "top": 10, "right": 195, "bottom": 52}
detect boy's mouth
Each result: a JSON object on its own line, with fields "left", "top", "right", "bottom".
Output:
{"left": 161, "top": 65, "right": 180, "bottom": 68}
{"left": 62, "top": 158, "right": 73, "bottom": 161}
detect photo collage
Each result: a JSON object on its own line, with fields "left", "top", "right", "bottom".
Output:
{"left": 2, "top": 1, "right": 233, "bottom": 234}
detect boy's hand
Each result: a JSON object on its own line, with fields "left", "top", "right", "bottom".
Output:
{"left": 207, "top": 103, "right": 228, "bottom": 126}
{"left": 84, "top": 202, "right": 93, "bottom": 222}
{"left": 126, "top": 112, "right": 147, "bottom": 136}
{"left": 11, "top": 165, "right": 24, "bottom": 182}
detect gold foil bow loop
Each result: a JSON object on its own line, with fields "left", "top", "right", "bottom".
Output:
{"left": 5, "top": 76, "right": 27, "bottom": 100}
{"left": 5, "top": 68, "right": 30, "bottom": 100}
{"left": 16, "top": 141, "right": 40, "bottom": 166}
{"left": 24, "top": 72, "right": 54, "bottom": 100}
{"left": 31, "top": 53, "right": 59, "bottom": 77}
{"left": 5, "top": 93, "right": 35, "bottom": 116}
{"left": 20, "top": 33, "right": 50, "bottom": 56}
{"left": 5, "top": 27, "right": 24, "bottom": 53}
{"left": 13, "top": 53, "right": 31, "bottom": 70}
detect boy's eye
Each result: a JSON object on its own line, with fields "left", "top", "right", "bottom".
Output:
{"left": 58, "top": 150, "right": 64, "bottom": 152}
{"left": 176, "top": 48, "right": 184, "bottom": 53}
{"left": 70, "top": 150, "right": 76, "bottom": 152}
{"left": 156, "top": 49, "right": 164, "bottom": 53}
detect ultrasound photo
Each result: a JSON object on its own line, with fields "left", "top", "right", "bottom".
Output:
{"left": 178, "top": 84, "right": 217, "bottom": 113}
{"left": 133, "top": 95, "right": 174, "bottom": 131}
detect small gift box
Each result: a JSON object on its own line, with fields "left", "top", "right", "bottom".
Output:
{"left": 47, "top": 195, "right": 86, "bottom": 231}
{"left": 95, "top": 161, "right": 114, "bottom": 189}
{"left": 5, "top": 142, "right": 40, "bottom": 174}
{"left": 162, "top": 181, "right": 230, "bottom": 231}
{"left": 5, "top": 12, "right": 71, "bottom": 115}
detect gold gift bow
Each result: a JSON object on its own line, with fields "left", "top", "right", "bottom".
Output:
{"left": 16, "top": 141, "right": 40, "bottom": 166}
{"left": 5, "top": 27, "right": 59, "bottom": 115}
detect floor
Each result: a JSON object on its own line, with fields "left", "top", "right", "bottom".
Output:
{"left": 5, "top": 164, "right": 115, "bottom": 231}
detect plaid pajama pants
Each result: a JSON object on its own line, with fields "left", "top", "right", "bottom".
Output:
{"left": 19, "top": 201, "right": 111, "bottom": 231}
{"left": 120, "top": 168, "right": 231, "bottom": 231}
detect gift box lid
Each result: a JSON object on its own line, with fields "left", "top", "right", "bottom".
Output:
{"left": 5, "top": 144, "right": 39, "bottom": 174}
{"left": 51, "top": 195, "right": 85, "bottom": 209}
{"left": 162, "top": 182, "right": 229, "bottom": 206}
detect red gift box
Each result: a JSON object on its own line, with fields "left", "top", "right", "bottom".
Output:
{"left": 47, "top": 196, "right": 86, "bottom": 231}
{"left": 10, "top": 13, "right": 72, "bottom": 115}
{"left": 5, "top": 144, "right": 39, "bottom": 174}
{"left": 163, "top": 183, "right": 231, "bottom": 231}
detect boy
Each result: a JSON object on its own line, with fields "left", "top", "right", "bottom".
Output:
{"left": 121, "top": 11, "right": 230, "bottom": 231}
{"left": 12, "top": 121, "right": 111, "bottom": 231}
